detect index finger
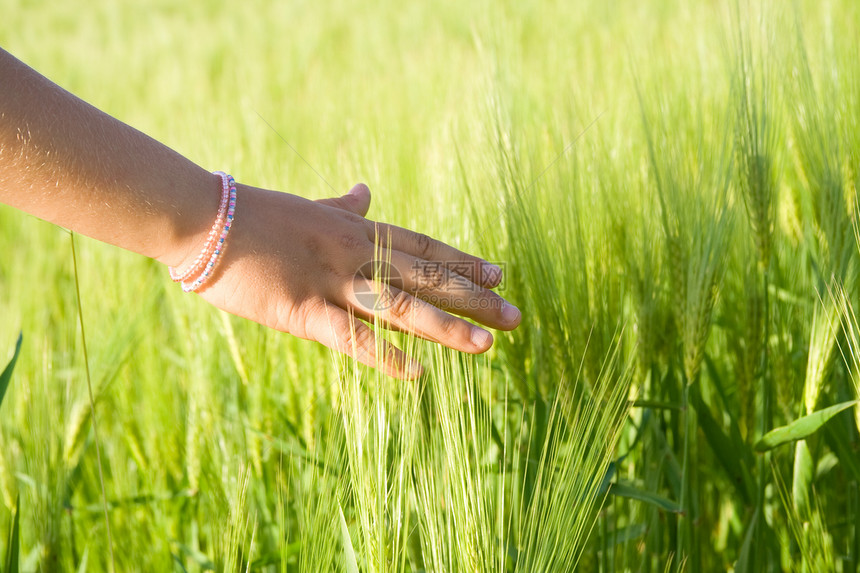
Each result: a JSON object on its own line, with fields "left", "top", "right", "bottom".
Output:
{"left": 370, "top": 222, "right": 503, "bottom": 289}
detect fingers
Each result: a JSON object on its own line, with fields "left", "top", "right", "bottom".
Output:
{"left": 344, "top": 279, "right": 496, "bottom": 354}
{"left": 316, "top": 183, "right": 372, "bottom": 217}
{"left": 362, "top": 248, "right": 521, "bottom": 331}
{"left": 371, "top": 222, "right": 503, "bottom": 288}
{"left": 306, "top": 184, "right": 521, "bottom": 375}
{"left": 307, "top": 300, "right": 423, "bottom": 380}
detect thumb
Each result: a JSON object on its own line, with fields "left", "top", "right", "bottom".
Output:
{"left": 316, "top": 183, "right": 371, "bottom": 217}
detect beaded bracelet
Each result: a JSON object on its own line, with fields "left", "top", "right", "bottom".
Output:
{"left": 182, "top": 174, "right": 237, "bottom": 293}
{"left": 168, "top": 171, "right": 231, "bottom": 283}
{"left": 168, "top": 171, "right": 237, "bottom": 293}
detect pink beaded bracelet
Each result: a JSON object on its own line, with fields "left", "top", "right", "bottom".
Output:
{"left": 168, "top": 171, "right": 237, "bottom": 293}
{"left": 169, "top": 171, "right": 231, "bottom": 283}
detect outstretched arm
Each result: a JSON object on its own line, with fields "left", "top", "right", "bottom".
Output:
{"left": 0, "top": 47, "right": 521, "bottom": 379}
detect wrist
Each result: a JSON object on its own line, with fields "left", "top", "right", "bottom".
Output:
{"left": 168, "top": 172, "right": 238, "bottom": 292}
{"left": 158, "top": 170, "right": 226, "bottom": 269}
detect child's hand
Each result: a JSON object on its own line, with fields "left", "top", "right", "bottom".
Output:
{"left": 0, "top": 49, "right": 520, "bottom": 379}
{"left": 193, "top": 182, "right": 521, "bottom": 379}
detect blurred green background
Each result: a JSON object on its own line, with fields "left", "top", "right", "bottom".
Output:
{"left": 2, "top": 0, "right": 859, "bottom": 571}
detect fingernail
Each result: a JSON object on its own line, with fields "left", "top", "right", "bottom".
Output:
{"left": 482, "top": 263, "right": 503, "bottom": 287}
{"left": 501, "top": 302, "right": 521, "bottom": 324}
{"left": 471, "top": 327, "right": 493, "bottom": 349}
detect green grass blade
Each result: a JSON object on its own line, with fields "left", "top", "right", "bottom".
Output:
{"left": 0, "top": 332, "right": 22, "bottom": 411}
{"left": 755, "top": 400, "right": 859, "bottom": 452}
{"left": 4, "top": 494, "right": 19, "bottom": 573}
{"left": 606, "top": 523, "right": 648, "bottom": 547}
{"left": 172, "top": 540, "right": 215, "bottom": 571}
{"left": 630, "top": 400, "right": 682, "bottom": 411}
{"left": 734, "top": 508, "right": 759, "bottom": 573}
{"left": 691, "top": 389, "right": 754, "bottom": 505}
{"left": 792, "top": 440, "right": 814, "bottom": 519}
{"left": 70, "top": 232, "right": 115, "bottom": 572}
{"left": 609, "top": 482, "right": 682, "bottom": 514}
{"left": 597, "top": 459, "right": 621, "bottom": 496}
{"left": 338, "top": 505, "right": 358, "bottom": 573}
{"left": 75, "top": 545, "right": 90, "bottom": 573}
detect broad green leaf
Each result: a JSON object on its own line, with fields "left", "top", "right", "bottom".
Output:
{"left": 75, "top": 545, "right": 90, "bottom": 573}
{"left": 735, "top": 507, "right": 759, "bottom": 573}
{"left": 249, "top": 551, "right": 291, "bottom": 570}
{"left": 692, "top": 387, "right": 754, "bottom": 505}
{"left": 755, "top": 400, "right": 859, "bottom": 452}
{"left": 79, "top": 489, "right": 196, "bottom": 513}
{"left": 609, "top": 482, "right": 682, "bottom": 514}
{"left": 792, "top": 440, "right": 814, "bottom": 518}
{"left": 339, "top": 504, "right": 359, "bottom": 573}
{"left": 605, "top": 522, "right": 648, "bottom": 547}
{"left": 597, "top": 456, "right": 627, "bottom": 496}
{"left": 734, "top": 506, "right": 780, "bottom": 573}
{"left": 649, "top": 419, "right": 683, "bottom": 499}
{"left": 625, "top": 408, "right": 653, "bottom": 454}
{"left": 630, "top": 399, "right": 682, "bottom": 411}
{"left": 0, "top": 332, "right": 23, "bottom": 411}
{"left": 172, "top": 540, "right": 215, "bottom": 571}
{"left": 702, "top": 354, "right": 755, "bottom": 476}
{"left": 815, "top": 452, "right": 839, "bottom": 479}
{"left": 171, "top": 554, "right": 190, "bottom": 573}
{"left": 4, "top": 494, "right": 20, "bottom": 573}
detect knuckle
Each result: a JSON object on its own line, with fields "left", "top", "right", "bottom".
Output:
{"left": 336, "top": 320, "right": 374, "bottom": 354}
{"left": 299, "top": 297, "right": 330, "bottom": 340}
{"left": 427, "top": 267, "right": 446, "bottom": 289}
{"left": 414, "top": 261, "right": 447, "bottom": 290}
{"left": 477, "top": 288, "right": 499, "bottom": 310}
{"left": 338, "top": 232, "right": 364, "bottom": 251}
{"left": 274, "top": 298, "right": 297, "bottom": 333}
{"left": 414, "top": 232, "right": 435, "bottom": 258}
{"left": 352, "top": 325, "right": 376, "bottom": 351}
{"left": 303, "top": 236, "right": 321, "bottom": 257}
{"left": 318, "top": 260, "right": 339, "bottom": 277}
{"left": 382, "top": 344, "right": 400, "bottom": 364}
{"left": 387, "top": 290, "right": 416, "bottom": 320}
{"left": 438, "top": 312, "right": 462, "bottom": 338}
{"left": 342, "top": 212, "right": 366, "bottom": 225}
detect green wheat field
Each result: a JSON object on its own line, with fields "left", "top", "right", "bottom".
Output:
{"left": 2, "top": 0, "right": 860, "bottom": 571}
